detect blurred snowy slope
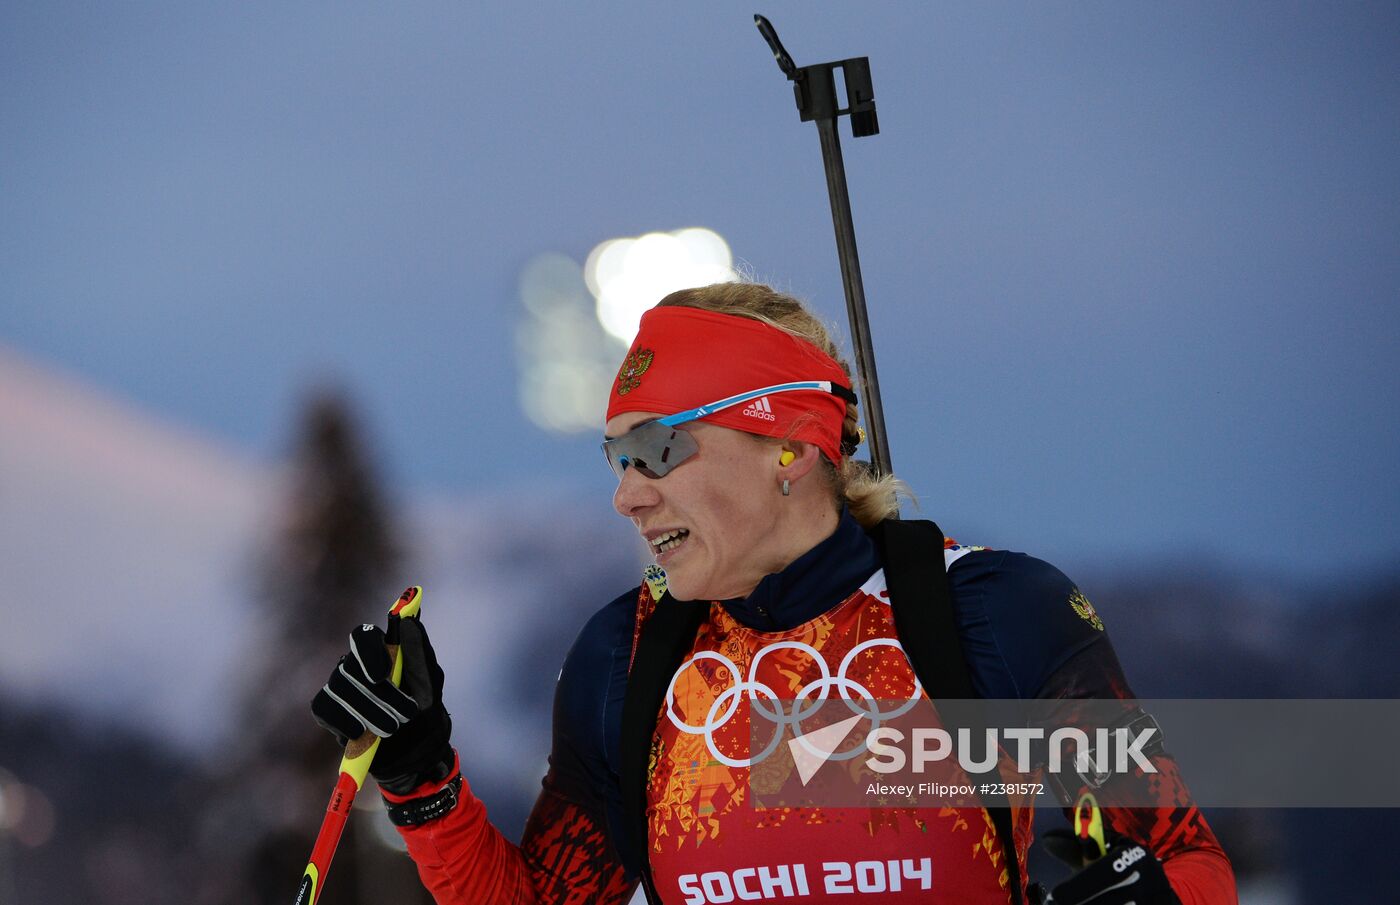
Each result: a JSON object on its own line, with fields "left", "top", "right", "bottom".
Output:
{"left": 0, "top": 344, "right": 640, "bottom": 766}
{"left": 0, "top": 344, "right": 271, "bottom": 751}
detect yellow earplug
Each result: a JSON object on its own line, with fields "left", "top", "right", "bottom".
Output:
{"left": 779, "top": 451, "right": 796, "bottom": 467}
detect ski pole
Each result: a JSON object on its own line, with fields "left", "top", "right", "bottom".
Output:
{"left": 1073, "top": 791, "right": 1108, "bottom": 860}
{"left": 293, "top": 586, "right": 424, "bottom": 905}
{"left": 754, "top": 14, "right": 894, "bottom": 484}
{"left": 1039, "top": 793, "right": 1109, "bottom": 902}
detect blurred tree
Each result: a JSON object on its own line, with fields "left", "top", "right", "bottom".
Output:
{"left": 247, "top": 389, "right": 406, "bottom": 773}
{"left": 199, "top": 388, "right": 431, "bottom": 905}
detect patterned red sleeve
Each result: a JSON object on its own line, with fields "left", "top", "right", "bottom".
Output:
{"left": 1038, "top": 639, "right": 1237, "bottom": 905}
{"left": 386, "top": 753, "right": 635, "bottom": 905}
{"left": 519, "top": 776, "right": 636, "bottom": 904}
{"left": 1098, "top": 793, "right": 1236, "bottom": 905}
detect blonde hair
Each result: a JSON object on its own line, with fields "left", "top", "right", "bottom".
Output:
{"left": 656, "top": 282, "right": 910, "bottom": 527}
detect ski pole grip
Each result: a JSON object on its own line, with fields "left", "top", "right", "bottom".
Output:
{"left": 342, "top": 587, "right": 423, "bottom": 762}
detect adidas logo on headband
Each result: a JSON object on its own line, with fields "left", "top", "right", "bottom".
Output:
{"left": 741, "top": 396, "right": 776, "bottom": 422}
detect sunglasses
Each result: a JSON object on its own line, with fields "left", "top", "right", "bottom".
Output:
{"left": 602, "top": 380, "right": 852, "bottom": 480}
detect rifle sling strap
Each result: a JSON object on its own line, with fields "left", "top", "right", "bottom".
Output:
{"left": 619, "top": 594, "right": 708, "bottom": 902}
{"left": 871, "top": 518, "right": 1025, "bottom": 905}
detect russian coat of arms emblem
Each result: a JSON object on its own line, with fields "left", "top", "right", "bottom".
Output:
{"left": 615, "top": 348, "right": 654, "bottom": 395}
{"left": 1068, "top": 588, "right": 1105, "bottom": 632}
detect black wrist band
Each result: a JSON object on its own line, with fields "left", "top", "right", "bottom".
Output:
{"left": 384, "top": 774, "right": 463, "bottom": 827}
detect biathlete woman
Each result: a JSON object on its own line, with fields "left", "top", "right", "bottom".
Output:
{"left": 312, "top": 283, "right": 1236, "bottom": 904}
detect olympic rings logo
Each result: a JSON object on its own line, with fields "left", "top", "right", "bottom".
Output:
{"left": 663, "top": 583, "right": 924, "bottom": 769}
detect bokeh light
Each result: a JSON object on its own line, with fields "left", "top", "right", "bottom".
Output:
{"left": 517, "top": 228, "right": 736, "bottom": 434}
{"left": 0, "top": 769, "right": 56, "bottom": 848}
{"left": 586, "top": 227, "right": 737, "bottom": 343}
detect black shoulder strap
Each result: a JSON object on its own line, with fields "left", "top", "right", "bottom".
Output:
{"left": 871, "top": 518, "right": 1025, "bottom": 905}
{"left": 871, "top": 518, "right": 976, "bottom": 698}
{"left": 619, "top": 593, "right": 708, "bottom": 903}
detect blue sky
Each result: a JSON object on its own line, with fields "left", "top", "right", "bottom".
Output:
{"left": 3, "top": 1, "right": 1397, "bottom": 582}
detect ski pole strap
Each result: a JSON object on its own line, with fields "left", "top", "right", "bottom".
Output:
{"left": 385, "top": 774, "right": 464, "bottom": 827}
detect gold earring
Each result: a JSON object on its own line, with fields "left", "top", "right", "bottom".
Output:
{"left": 779, "top": 451, "right": 796, "bottom": 467}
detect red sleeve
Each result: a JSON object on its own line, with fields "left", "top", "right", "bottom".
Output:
{"left": 1038, "top": 639, "right": 1238, "bottom": 905}
{"left": 1095, "top": 771, "right": 1237, "bottom": 905}
{"left": 384, "top": 753, "right": 635, "bottom": 905}
{"left": 1163, "top": 850, "right": 1239, "bottom": 905}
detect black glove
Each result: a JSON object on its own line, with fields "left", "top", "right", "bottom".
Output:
{"left": 311, "top": 615, "right": 454, "bottom": 795}
{"left": 1039, "top": 837, "right": 1180, "bottom": 905}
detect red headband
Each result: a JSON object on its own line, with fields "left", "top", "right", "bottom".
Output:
{"left": 606, "top": 306, "right": 853, "bottom": 463}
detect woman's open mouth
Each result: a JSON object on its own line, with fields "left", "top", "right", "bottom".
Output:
{"left": 650, "top": 528, "right": 690, "bottom": 559}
